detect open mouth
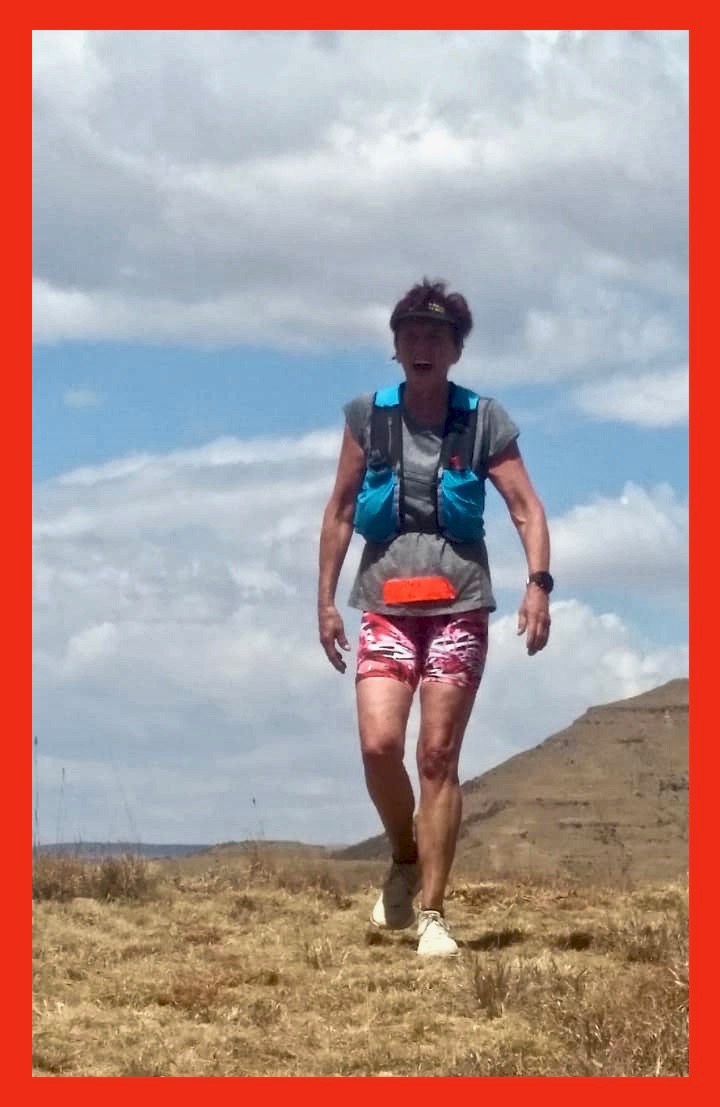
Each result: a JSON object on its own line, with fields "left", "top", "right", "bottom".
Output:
{"left": 413, "top": 361, "right": 433, "bottom": 372}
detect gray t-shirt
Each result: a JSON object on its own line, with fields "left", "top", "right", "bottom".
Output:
{"left": 344, "top": 387, "right": 519, "bottom": 616}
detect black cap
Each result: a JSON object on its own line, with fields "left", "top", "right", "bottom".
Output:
{"left": 391, "top": 300, "right": 456, "bottom": 330}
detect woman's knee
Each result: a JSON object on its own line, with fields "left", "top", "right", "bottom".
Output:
{"left": 359, "top": 724, "right": 405, "bottom": 762}
{"left": 417, "top": 741, "right": 460, "bottom": 784}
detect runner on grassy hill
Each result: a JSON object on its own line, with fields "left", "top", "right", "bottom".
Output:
{"left": 318, "top": 277, "right": 552, "bottom": 956}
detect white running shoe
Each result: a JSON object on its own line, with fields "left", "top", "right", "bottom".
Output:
{"left": 370, "top": 860, "right": 420, "bottom": 930}
{"left": 416, "top": 909, "right": 459, "bottom": 957}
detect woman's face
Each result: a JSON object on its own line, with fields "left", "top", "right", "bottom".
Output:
{"left": 394, "top": 319, "right": 460, "bottom": 385}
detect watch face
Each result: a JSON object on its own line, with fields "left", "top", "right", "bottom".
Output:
{"left": 529, "top": 572, "right": 554, "bottom": 593}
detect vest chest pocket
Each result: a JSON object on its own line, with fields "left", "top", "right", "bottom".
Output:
{"left": 438, "top": 468, "right": 486, "bottom": 543}
{"left": 353, "top": 463, "right": 400, "bottom": 543}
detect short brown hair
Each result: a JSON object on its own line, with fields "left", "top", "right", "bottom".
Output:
{"left": 390, "top": 278, "right": 473, "bottom": 350}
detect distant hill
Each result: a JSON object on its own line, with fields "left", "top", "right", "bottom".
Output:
{"left": 34, "top": 841, "right": 210, "bottom": 860}
{"left": 335, "top": 678, "right": 688, "bottom": 882}
{"left": 33, "top": 839, "right": 332, "bottom": 862}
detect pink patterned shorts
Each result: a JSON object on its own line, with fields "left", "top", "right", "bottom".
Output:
{"left": 356, "top": 609, "right": 489, "bottom": 691}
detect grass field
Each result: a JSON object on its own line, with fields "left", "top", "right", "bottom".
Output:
{"left": 32, "top": 847, "right": 688, "bottom": 1077}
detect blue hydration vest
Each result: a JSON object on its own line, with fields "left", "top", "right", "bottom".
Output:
{"left": 353, "top": 382, "right": 486, "bottom": 545}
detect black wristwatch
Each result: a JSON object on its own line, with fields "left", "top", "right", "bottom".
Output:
{"left": 527, "top": 571, "right": 554, "bottom": 594}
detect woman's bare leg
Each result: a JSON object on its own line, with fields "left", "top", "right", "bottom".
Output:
{"left": 356, "top": 676, "right": 416, "bottom": 860}
{"left": 415, "top": 680, "right": 478, "bottom": 910}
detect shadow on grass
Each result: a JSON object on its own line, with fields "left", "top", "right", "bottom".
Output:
{"left": 460, "top": 927, "right": 527, "bottom": 951}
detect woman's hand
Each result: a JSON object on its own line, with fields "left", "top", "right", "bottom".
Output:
{"left": 319, "top": 603, "right": 351, "bottom": 673}
{"left": 317, "top": 425, "right": 364, "bottom": 675}
{"left": 517, "top": 586, "right": 551, "bottom": 655}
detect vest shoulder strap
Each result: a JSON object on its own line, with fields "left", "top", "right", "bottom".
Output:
{"left": 369, "top": 382, "right": 481, "bottom": 468}
{"left": 369, "top": 390, "right": 402, "bottom": 467}
{"left": 448, "top": 383, "right": 480, "bottom": 412}
{"left": 440, "top": 384, "right": 480, "bottom": 469}
{"left": 374, "top": 384, "right": 402, "bottom": 408}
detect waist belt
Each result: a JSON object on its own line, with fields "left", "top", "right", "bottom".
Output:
{"left": 382, "top": 576, "right": 457, "bottom": 604}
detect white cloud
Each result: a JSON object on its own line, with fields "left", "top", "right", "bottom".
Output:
{"left": 63, "top": 388, "right": 102, "bottom": 409}
{"left": 65, "top": 622, "right": 118, "bottom": 673}
{"left": 33, "top": 30, "right": 687, "bottom": 391}
{"left": 489, "top": 481, "right": 687, "bottom": 598}
{"left": 571, "top": 366, "right": 688, "bottom": 426}
{"left": 32, "top": 431, "right": 687, "bottom": 844}
{"left": 551, "top": 482, "right": 687, "bottom": 590}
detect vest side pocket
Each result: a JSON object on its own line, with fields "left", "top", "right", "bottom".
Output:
{"left": 353, "top": 464, "right": 400, "bottom": 543}
{"left": 438, "top": 468, "right": 486, "bottom": 543}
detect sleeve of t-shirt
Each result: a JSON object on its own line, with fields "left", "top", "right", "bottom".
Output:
{"left": 475, "top": 397, "right": 520, "bottom": 474}
{"left": 342, "top": 393, "right": 374, "bottom": 452}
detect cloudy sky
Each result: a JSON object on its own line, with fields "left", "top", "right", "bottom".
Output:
{"left": 32, "top": 30, "right": 688, "bottom": 847}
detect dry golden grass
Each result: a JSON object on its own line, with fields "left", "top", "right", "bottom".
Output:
{"left": 32, "top": 848, "right": 688, "bottom": 1077}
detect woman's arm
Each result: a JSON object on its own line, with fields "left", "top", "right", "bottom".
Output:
{"left": 318, "top": 425, "right": 366, "bottom": 672}
{"left": 487, "top": 440, "right": 552, "bottom": 656}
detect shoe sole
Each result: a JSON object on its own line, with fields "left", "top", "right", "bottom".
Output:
{"left": 417, "top": 948, "right": 459, "bottom": 958}
{"left": 370, "top": 912, "right": 416, "bottom": 931}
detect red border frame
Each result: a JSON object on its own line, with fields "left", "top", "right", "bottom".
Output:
{"left": 25, "top": 10, "right": 704, "bottom": 1104}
